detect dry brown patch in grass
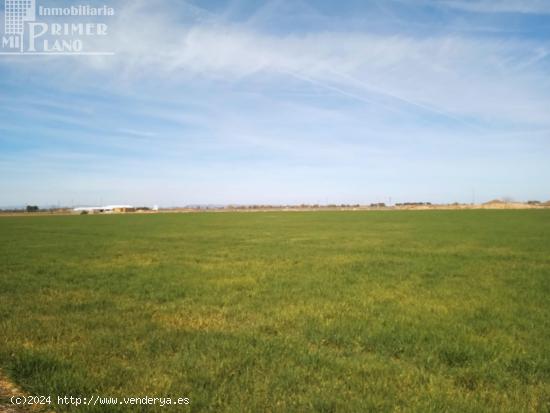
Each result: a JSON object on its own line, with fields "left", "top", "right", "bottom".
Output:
{"left": 154, "top": 309, "right": 236, "bottom": 332}
{"left": 66, "top": 253, "right": 159, "bottom": 271}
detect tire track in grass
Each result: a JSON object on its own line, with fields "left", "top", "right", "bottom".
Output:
{"left": 0, "top": 371, "right": 50, "bottom": 413}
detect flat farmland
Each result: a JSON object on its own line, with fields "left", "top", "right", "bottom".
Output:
{"left": 0, "top": 211, "right": 549, "bottom": 412}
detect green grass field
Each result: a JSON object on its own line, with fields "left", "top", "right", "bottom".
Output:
{"left": 0, "top": 211, "right": 549, "bottom": 412}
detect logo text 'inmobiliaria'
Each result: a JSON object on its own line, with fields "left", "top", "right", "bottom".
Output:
{"left": 1, "top": 0, "right": 115, "bottom": 55}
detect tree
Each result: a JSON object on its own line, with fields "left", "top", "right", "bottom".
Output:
{"left": 26, "top": 205, "right": 39, "bottom": 212}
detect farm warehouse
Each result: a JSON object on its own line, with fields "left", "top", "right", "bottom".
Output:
{"left": 73, "top": 205, "right": 136, "bottom": 214}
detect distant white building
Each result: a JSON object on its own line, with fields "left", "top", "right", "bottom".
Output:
{"left": 73, "top": 205, "right": 135, "bottom": 213}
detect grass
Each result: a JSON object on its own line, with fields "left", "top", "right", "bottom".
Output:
{"left": 0, "top": 210, "right": 549, "bottom": 412}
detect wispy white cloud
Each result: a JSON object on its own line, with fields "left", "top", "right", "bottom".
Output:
{"left": 74, "top": 1, "right": 550, "bottom": 127}
{"left": 439, "top": 0, "right": 550, "bottom": 14}
{"left": 6, "top": 0, "right": 549, "bottom": 126}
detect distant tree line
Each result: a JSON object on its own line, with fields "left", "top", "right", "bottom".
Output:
{"left": 222, "top": 204, "right": 363, "bottom": 209}
{"left": 395, "top": 202, "right": 432, "bottom": 206}
{"left": 0, "top": 206, "right": 73, "bottom": 213}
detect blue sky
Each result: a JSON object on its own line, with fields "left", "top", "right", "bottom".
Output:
{"left": 1, "top": 0, "right": 549, "bottom": 207}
